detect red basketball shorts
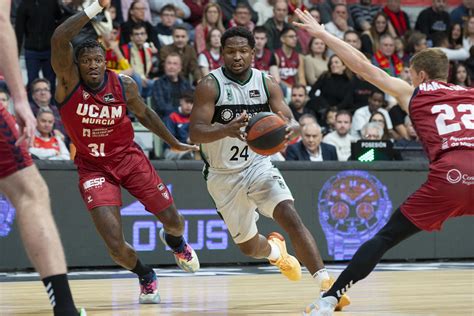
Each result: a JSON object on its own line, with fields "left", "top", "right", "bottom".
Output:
{"left": 76, "top": 144, "right": 173, "bottom": 214}
{"left": 400, "top": 150, "right": 474, "bottom": 231}
{"left": 0, "top": 107, "right": 33, "bottom": 179}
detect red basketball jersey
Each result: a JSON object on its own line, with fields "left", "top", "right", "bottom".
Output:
{"left": 202, "top": 50, "right": 223, "bottom": 71}
{"left": 409, "top": 81, "right": 474, "bottom": 162}
{"left": 275, "top": 48, "right": 299, "bottom": 86}
{"left": 58, "top": 70, "right": 134, "bottom": 161}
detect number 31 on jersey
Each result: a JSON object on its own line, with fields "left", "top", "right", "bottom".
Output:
{"left": 88, "top": 143, "right": 105, "bottom": 157}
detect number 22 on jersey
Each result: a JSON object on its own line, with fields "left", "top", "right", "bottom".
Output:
{"left": 432, "top": 103, "right": 474, "bottom": 136}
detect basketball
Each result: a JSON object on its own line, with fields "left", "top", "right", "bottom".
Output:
{"left": 245, "top": 112, "right": 287, "bottom": 156}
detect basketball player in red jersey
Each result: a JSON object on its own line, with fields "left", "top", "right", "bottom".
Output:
{"left": 0, "top": 0, "right": 84, "bottom": 315}
{"left": 294, "top": 9, "right": 474, "bottom": 315}
{"left": 50, "top": 0, "right": 200, "bottom": 304}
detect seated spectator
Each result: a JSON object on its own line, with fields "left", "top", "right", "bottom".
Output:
{"left": 298, "top": 113, "right": 318, "bottom": 127}
{"left": 351, "top": 89, "right": 392, "bottom": 139}
{"left": 120, "top": 0, "right": 159, "bottom": 48}
{"left": 263, "top": 0, "right": 291, "bottom": 51}
{"left": 155, "top": 5, "right": 178, "bottom": 49}
{"left": 286, "top": 122, "right": 338, "bottom": 161}
{"left": 372, "top": 34, "right": 403, "bottom": 77}
{"left": 431, "top": 32, "right": 469, "bottom": 61}
{"left": 29, "top": 78, "right": 66, "bottom": 139}
{"left": 343, "top": 30, "right": 363, "bottom": 51}
{"left": 308, "top": 55, "right": 353, "bottom": 121}
{"left": 382, "top": 0, "right": 410, "bottom": 37}
{"left": 149, "top": 0, "right": 190, "bottom": 26}
{"left": 103, "top": 23, "right": 134, "bottom": 75}
{"left": 228, "top": 3, "right": 255, "bottom": 32}
{"left": 351, "top": 73, "right": 378, "bottom": 110}
{"left": 160, "top": 25, "right": 202, "bottom": 83}
{"left": 0, "top": 88, "right": 10, "bottom": 110}
{"left": 349, "top": 0, "right": 381, "bottom": 32}
{"left": 450, "top": 0, "right": 474, "bottom": 26}
{"left": 254, "top": 0, "right": 274, "bottom": 26}
{"left": 323, "top": 110, "right": 356, "bottom": 161}
{"left": 322, "top": 106, "right": 338, "bottom": 135}
{"left": 415, "top": 0, "right": 450, "bottom": 41}
{"left": 216, "top": 0, "right": 257, "bottom": 28}
{"left": 252, "top": 27, "right": 280, "bottom": 80}
{"left": 393, "top": 36, "right": 410, "bottom": 65}
{"left": 369, "top": 111, "right": 392, "bottom": 140}
{"left": 183, "top": 0, "right": 210, "bottom": 28}
{"left": 198, "top": 28, "right": 224, "bottom": 77}
{"left": 30, "top": 108, "right": 70, "bottom": 160}
{"left": 325, "top": 4, "right": 353, "bottom": 40}
{"left": 121, "top": 0, "right": 152, "bottom": 23}
{"left": 464, "top": 16, "right": 474, "bottom": 50}
{"left": 152, "top": 53, "right": 193, "bottom": 117}
{"left": 275, "top": 27, "right": 306, "bottom": 93}
{"left": 360, "top": 121, "right": 383, "bottom": 140}
{"left": 194, "top": 3, "right": 225, "bottom": 54}
{"left": 449, "top": 62, "right": 471, "bottom": 87}
{"left": 288, "top": 84, "right": 315, "bottom": 122}
{"left": 121, "top": 23, "right": 156, "bottom": 98}
{"left": 304, "top": 37, "right": 328, "bottom": 86}
{"left": 449, "top": 23, "right": 463, "bottom": 49}
{"left": 360, "top": 11, "right": 393, "bottom": 57}
{"left": 163, "top": 91, "right": 195, "bottom": 160}
{"left": 406, "top": 32, "right": 428, "bottom": 58}
{"left": 319, "top": 0, "right": 355, "bottom": 27}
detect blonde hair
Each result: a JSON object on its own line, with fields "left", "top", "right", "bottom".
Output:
{"left": 410, "top": 48, "right": 449, "bottom": 81}
{"left": 201, "top": 3, "right": 225, "bottom": 33}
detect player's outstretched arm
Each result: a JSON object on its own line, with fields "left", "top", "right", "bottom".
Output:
{"left": 51, "top": 0, "right": 110, "bottom": 103}
{"left": 293, "top": 9, "right": 413, "bottom": 112}
{"left": 121, "top": 75, "right": 198, "bottom": 152}
{"left": 189, "top": 75, "right": 248, "bottom": 143}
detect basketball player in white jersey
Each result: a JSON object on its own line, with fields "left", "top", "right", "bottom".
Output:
{"left": 190, "top": 27, "right": 349, "bottom": 310}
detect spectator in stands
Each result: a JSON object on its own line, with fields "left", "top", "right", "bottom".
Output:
{"left": 252, "top": 27, "right": 281, "bottom": 81}
{"left": 308, "top": 55, "right": 353, "bottom": 121}
{"left": 304, "top": 37, "right": 328, "bottom": 86}
{"left": 288, "top": 84, "right": 315, "bottom": 122}
{"left": 343, "top": 30, "right": 362, "bottom": 51}
{"left": 451, "top": 0, "right": 474, "bottom": 26}
{"left": 29, "top": 78, "right": 65, "bottom": 139}
{"left": 217, "top": 0, "right": 257, "bottom": 28}
{"left": 121, "top": 0, "right": 152, "bottom": 23}
{"left": 394, "top": 36, "right": 410, "bottom": 64}
{"left": 107, "top": 3, "right": 118, "bottom": 22}
{"left": 0, "top": 89, "right": 10, "bottom": 110}
{"left": 263, "top": 0, "right": 291, "bottom": 51}
{"left": 323, "top": 110, "right": 355, "bottom": 161}
{"left": 463, "top": 15, "right": 474, "bottom": 49}
{"left": 449, "top": 62, "right": 471, "bottom": 86}
{"left": 194, "top": 3, "right": 225, "bottom": 54}
{"left": 298, "top": 113, "right": 318, "bottom": 127}
{"left": 152, "top": 53, "right": 193, "bottom": 117}
{"left": 30, "top": 108, "right": 70, "bottom": 160}
{"left": 349, "top": 0, "right": 381, "bottom": 32}
{"left": 120, "top": 0, "right": 159, "bottom": 49}
{"left": 372, "top": 34, "right": 403, "bottom": 77}
{"left": 228, "top": 3, "right": 255, "bottom": 31}
{"left": 163, "top": 91, "right": 195, "bottom": 160}
{"left": 369, "top": 111, "right": 391, "bottom": 140}
{"left": 449, "top": 23, "right": 463, "bottom": 49}
{"left": 325, "top": 4, "right": 353, "bottom": 40}
{"left": 155, "top": 5, "right": 178, "bottom": 49}
{"left": 406, "top": 32, "right": 428, "bottom": 57}
{"left": 160, "top": 25, "right": 202, "bottom": 83}
{"left": 198, "top": 28, "right": 224, "bottom": 77}
{"left": 184, "top": 0, "right": 209, "bottom": 27}
{"left": 286, "top": 122, "right": 338, "bottom": 161}
{"left": 389, "top": 102, "right": 408, "bottom": 140}
{"left": 351, "top": 89, "right": 392, "bottom": 139}
{"left": 121, "top": 23, "right": 155, "bottom": 97}
{"left": 382, "top": 0, "right": 410, "bottom": 37}
{"left": 275, "top": 27, "right": 306, "bottom": 92}
{"left": 360, "top": 121, "right": 383, "bottom": 140}
{"left": 254, "top": 0, "right": 274, "bottom": 26}
{"left": 415, "top": 0, "right": 450, "bottom": 41}
{"left": 360, "top": 11, "right": 393, "bottom": 57}
{"left": 319, "top": 0, "right": 354, "bottom": 28}
{"left": 103, "top": 23, "right": 134, "bottom": 75}
{"left": 149, "top": 0, "right": 190, "bottom": 26}
{"left": 322, "top": 106, "right": 338, "bottom": 135}
{"left": 15, "top": 0, "right": 62, "bottom": 93}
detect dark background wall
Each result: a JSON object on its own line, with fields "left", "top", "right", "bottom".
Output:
{"left": 0, "top": 161, "right": 472, "bottom": 270}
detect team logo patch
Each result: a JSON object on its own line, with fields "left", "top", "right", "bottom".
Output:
{"left": 103, "top": 93, "right": 115, "bottom": 103}
{"left": 157, "top": 183, "right": 165, "bottom": 191}
{"left": 249, "top": 90, "right": 261, "bottom": 98}
{"left": 221, "top": 109, "right": 234, "bottom": 122}
{"left": 83, "top": 91, "right": 90, "bottom": 100}
{"left": 162, "top": 191, "right": 170, "bottom": 200}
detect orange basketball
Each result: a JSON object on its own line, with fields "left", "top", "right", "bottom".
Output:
{"left": 245, "top": 112, "right": 287, "bottom": 156}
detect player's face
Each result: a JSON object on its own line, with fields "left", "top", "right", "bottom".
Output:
{"left": 335, "top": 114, "right": 351, "bottom": 136}
{"left": 222, "top": 36, "right": 255, "bottom": 76}
{"left": 78, "top": 48, "right": 106, "bottom": 88}
{"left": 37, "top": 113, "right": 55, "bottom": 136}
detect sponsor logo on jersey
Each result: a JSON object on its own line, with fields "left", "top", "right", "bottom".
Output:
{"left": 76, "top": 103, "right": 122, "bottom": 125}
{"left": 162, "top": 191, "right": 170, "bottom": 200}
{"left": 83, "top": 128, "right": 91, "bottom": 137}
{"left": 83, "top": 177, "right": 106, "bottom": 190}
{"left": 157, "top": 183, "right": 165, "bottom": 191}
{"left": 221, "top": 108, "right": 234, "bottom": 122}
{"left": 446, "top": 169, "right": 474, "bottom": 185}
{"left": 225, "top": 87, "right": 233, "bottom": 102}
{"left": 249, "top": 90, "right": 261, "bottom": 98}
{"left": 103, "top": 93, "right": 115, "bottom": 103}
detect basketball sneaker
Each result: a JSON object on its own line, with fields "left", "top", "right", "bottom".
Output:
{"left": 159, "top": 228, "right": 200, "bottom": 273}
{"left": 138, "top": 271, "right": 161, "bottom": 304}
{"left": 78, "top": 308, "right": 87, "bottom": 316}
{"left": 267, "top": 232, "right": 301, "bottom": 281}
{"left": 303, "top": 296, "right": 338, "bottom": 316}
{"left": 320, "top": 277, "right": 350, "bottom": 311}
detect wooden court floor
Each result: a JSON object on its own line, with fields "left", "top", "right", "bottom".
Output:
{"left": 0, "top": 269, "right": 473, "bottom": 315}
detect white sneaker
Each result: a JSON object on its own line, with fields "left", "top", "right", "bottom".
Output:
{"left": 302, "top": 296, "right": 337, "bottom": 316}
{"left": 159, "top": 228, "right": 200, "bottom": 273}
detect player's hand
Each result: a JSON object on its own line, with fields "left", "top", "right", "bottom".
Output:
{"left": 292, "top": 9, "right": 326, "bottom": 38}
{"left": 276, "top": 111, "right": 299, "bottom": 141}
{"left": 14, "top": 101, "right": 37, "bottom": 147}
{"left": 98, "top": 0, "right": 111, "bottom": 8}
{"left": 225, "top": 110, "right": 248, "bottom": 141}
{"left": 170, "top": 142, "right": 199, "bottom": 152}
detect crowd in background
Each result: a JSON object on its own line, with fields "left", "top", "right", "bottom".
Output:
{"left": 1, "top": 0, "right": 472, "bottom": 162}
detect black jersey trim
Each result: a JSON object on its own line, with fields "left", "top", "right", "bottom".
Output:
{"left": 209, "top": 73, "right": 220, "bottom": 104}
{"left": 222, "top": 67, "right": 253, "bottom": 86}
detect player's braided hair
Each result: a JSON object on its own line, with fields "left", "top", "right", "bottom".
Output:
{"left": 221, "top": 26, "right": 255, "bottom": 49}
{"left": 74, "top": 39, "right": 106, "bottom": 63}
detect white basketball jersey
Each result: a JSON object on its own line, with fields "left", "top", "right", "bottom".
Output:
{"left": 201, "top": 67, "right": 272, "bottom": 174}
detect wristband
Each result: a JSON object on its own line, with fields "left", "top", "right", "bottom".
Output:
{"left": 84, "top": 1, "right": 104, "bottom": 19}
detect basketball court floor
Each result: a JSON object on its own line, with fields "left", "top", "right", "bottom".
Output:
{"left": 1, "top": 262, "right": 473, "bottom": 315}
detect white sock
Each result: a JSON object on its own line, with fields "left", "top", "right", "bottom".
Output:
{"left": 266, "top": 240, "right": 281, "bottom": 261}
{"left": 312, "top": 268, "right": 330, "bottom": 288}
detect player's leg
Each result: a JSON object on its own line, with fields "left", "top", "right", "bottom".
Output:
{"left": 90, "top": 206, "right": 159, "bottom": 304}
{"left": 0, "top": 166, "right": 80, "bottom": 316}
